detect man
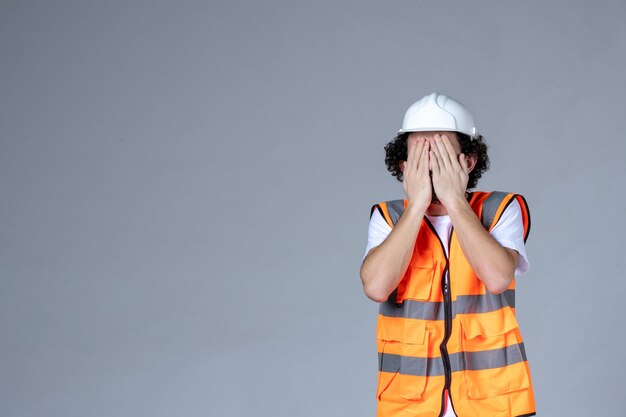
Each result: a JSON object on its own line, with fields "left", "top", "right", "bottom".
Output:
{"left": 360, "top": 93, "right": 536, "bottom": 417}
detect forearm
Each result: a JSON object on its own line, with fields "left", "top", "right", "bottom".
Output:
{"left": 446, "top": 197, "right": 516, "bottom": 294}
{"left": 360, "top": 203, "right": 427, "bottom": 302}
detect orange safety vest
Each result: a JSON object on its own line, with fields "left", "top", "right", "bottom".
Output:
{"left": 371, "top": 191, "right": 535, "bottom": 417}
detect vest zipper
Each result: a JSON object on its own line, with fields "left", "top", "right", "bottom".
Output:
{"left": 425, "top": 218, "right": 455, "bottom": 417}
{"left": 443, "top": 227, "right": 457, "bottom": 416}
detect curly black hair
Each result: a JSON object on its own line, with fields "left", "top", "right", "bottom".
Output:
{"left": 384, "top": 132, "right": 490, "bottom": 190}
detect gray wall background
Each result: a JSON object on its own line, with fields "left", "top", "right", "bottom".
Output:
{"left": 2, "top": 1, "right": 625, "bottom": 416}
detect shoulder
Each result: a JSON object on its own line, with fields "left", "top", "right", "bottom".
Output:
{"left": 473, "top": 190, "right": 529, "bottom": 213}
{"left": 370, "top": 198, "right": 406, "bottom": 228}
{"left": 474, "top": 190, "right": 531, "bottom": 242}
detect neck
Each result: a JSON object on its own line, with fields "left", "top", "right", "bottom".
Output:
{"left": 425, "top": 192, "right": 469, "bottom": 216}
{"left": 426, "top": 202, "right": 448, "bottom": 216}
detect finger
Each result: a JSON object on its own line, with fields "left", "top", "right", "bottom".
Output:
{"left": 408, "top": 139, "right": 422, "bottom": 174}
{"left": 430, "top": 137, "right": 445, "bottom": 170}
{"left": 429, "top": 149, "right": 440, "bottom": 176}
{"left": 428, "top": 149, "right": 435, "bottom": 172}
{"left": 414, "top": 140, "right": 424, "bottom": 171}
{"left": 433, "top": 134, "right": 452, "bottom": 168}
{"left": 427, "top": 140, "right": 434, "bottom": 171}
{"left": 418, "top": 141, "right": 429, "bottom": 176}
{"left": 405, "top": 138, "right": 415, "bottom": 172}
{"left": 442, "top": 135, "right": 460, "bottom": 168}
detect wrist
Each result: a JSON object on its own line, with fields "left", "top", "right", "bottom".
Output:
{"left": 445, "top": 193, "right": 471, "bottom": 214}
{"left": 406, "top": 200, "right": 428, "bottom": 216}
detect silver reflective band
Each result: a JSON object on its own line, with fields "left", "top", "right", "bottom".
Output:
{"left": 386, "top": 199, "right": 405, "bottom": 226}
{"left": 481, "top": 191, "right": 510, "bottom": 230}
{"left": 378, "top": 343, "right": 527, "bottom": 376}
{"left": 379, "top": 290, "right": 515, "bottom": 320}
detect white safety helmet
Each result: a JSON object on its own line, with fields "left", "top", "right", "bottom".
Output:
{"left": 398, "top": 92, "right": 477, "bottom": 137}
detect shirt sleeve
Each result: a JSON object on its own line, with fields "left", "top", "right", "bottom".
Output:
{"left": 363, "top": 208, "right": 392, "bottom": 261}
{"left": 489, "top": 199, "right": 530, "bottom": 276}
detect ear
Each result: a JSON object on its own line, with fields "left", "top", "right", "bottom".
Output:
{"left": 400, "top": 161, "right": 406, "bottom": 172}
{"left": 462, "top": 154, "right": 478, "bottom": 174}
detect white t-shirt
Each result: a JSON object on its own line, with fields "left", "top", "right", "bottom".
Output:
{"left": 363, "top": 199, "right": 529, "bottom": 276}
{"left": 364, "top": 198, "right": 529, "bottom": 417}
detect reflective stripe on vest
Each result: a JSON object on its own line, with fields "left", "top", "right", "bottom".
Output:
{"left": 379, "top": 342, "right": 528, "bottom": 376}
{"left": 379, "top": 289, "right": 516, "bottom": 320}
{"left": 372, "top": 191, "right": 536, "bottom": 417}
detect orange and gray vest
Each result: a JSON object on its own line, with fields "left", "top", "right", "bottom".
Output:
{"left": 371, "top": 191, "right": 535, "bottom": 417}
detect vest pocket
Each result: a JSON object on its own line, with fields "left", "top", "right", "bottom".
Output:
{"left": 377, "top": 316, "right": 426, "bottom": 345}
{"left": 459, "top": 309, "right": 530, "bottom": 399}
{"left": 376, "top": 320, "right": 429, "bottom": 401}
{"left": 376, "top": 339, "right": 399, "bottom": 400}
{"left": 397, "top": 249, "right": 434, "bottom": 302}
{"left": 398, "top": 330, "right": 430, "bottom": 401}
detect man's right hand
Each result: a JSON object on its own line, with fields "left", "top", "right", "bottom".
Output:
{"left": 360, "top": 135, "right": 431, "bottom": 302}
{"left": 401, "top": 136, "right": 432, "bottom": 212}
